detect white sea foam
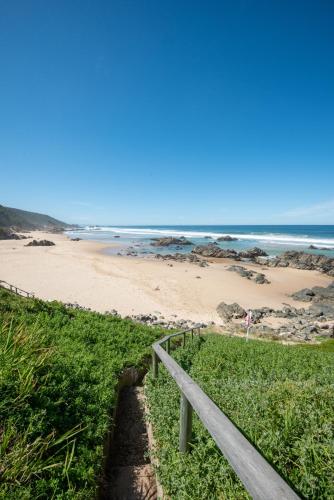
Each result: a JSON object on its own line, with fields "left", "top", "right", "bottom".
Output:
{"left": 77, "top": 226, "right": 334, "bottom": 249}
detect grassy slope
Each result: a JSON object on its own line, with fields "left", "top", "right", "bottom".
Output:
{"left": 0, "top": 289, "right": 163, "bottom": 498}
{"left": 0, "top": 205, "right": 69, "bottom": 229}
{"left": 146, "top": 335, "right": 334, "bottom": 499}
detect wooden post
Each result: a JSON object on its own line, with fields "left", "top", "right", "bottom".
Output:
{"left": 182, "top": 332, "right": 186, "bottom": 347}
{"left": 167, "top": 338, "right": 170, "bottom": 354}
{"left": 191, "top": 329, "right": 194, "bottom": 341}
{"left": 179, "top": 392, "right": 192, "bottom": 453}
{"left": 152, "top": 351, "right": 159, "bottom": 379}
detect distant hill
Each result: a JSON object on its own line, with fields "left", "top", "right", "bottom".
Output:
{"left": 0, "top": 205, "right": 71, "bottom": 230}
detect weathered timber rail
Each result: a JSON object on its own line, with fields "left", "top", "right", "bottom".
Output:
{"left": 152, "top": 326, "right": 300, "bottom": 500}
{"left": 0, "top": 280, "right": 35, "bottom": 298}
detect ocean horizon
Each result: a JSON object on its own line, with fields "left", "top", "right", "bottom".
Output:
{"left": 67, "top": 224, "right": 334, "bottom": 257}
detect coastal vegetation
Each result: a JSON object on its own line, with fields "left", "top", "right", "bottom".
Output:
{"left": 0, "top": 204, "right": 69, "bottom": 231}
{"left": 0, "top": 289, "right": 163, "bottom": 498}
{"left": 146, "top": 335, "right": 334, "bottom": 499}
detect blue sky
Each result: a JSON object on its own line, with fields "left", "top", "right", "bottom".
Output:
{"left": 0, "top": 0, "right": 333, "bottom": 225}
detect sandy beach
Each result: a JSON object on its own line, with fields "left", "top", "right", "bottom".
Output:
{"left": 0, "top": 231, "right": 332, "bottom": 324}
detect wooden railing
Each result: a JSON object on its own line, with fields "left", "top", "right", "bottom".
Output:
{"left": 0, "top": 280, "right": 35, "bottom": 298}
{"left": 151, "top": 327, "right": 300, "bottom": 500}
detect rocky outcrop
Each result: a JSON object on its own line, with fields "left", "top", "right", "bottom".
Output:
{"left": 291, "top": 288, "right": 315, "bottom": 302}
{"left": 239, "top": 247, "right": 268, "bottom": 259}
{"left": 25, "top": 239, "right": 55, "bottom": 246}
{"left": 151, "top": 237, "right": 193, "bottom": 247}
{"left": 155, "top": 253, "right": 209, "bottom": 266}
{"left": 217, "top": 235, "right": 238, "bottom": 241}
{"left": 292, "top": 283, "right": 334, "bottom": 303}
{"left": 0, "top": 228, "right": 27, "bottom": 240}
{"left": 192, "top": 244, "right": 239, "bottom": 259}
{"left": 192, "top": 244, "right": 268, "bottom": 261}
{"left": 261, "top": 251, "right": 334, "bottom": 277}
{"left": 217, "top": 283, "right": 334, "bottom": 340}
{"left": 71, "top": 237, "right": 82, "bottom": 241}
{"left": 227, "top": 265, "right": 270, "bottom": 284}
{"left": 309, "top": 244, "right": 333, "bottom": 251}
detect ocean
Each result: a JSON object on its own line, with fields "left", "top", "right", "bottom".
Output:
{"left": 66, "top": 225, "right": 334, "bottom": 257}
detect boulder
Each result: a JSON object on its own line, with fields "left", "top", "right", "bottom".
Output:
{"left": 25, "top": 239, "right": 55, "bottom": 247}
{"left": 254, "top": 273, "right": 270, "bottom": 284}
{"left": 151, "top": 237, "right": 193, "bottom": 247}
{"left": 291, "top": 288, "right": 315, "bottom": 302}
{"left": 217, "top": 302, "right": 246, "bottom": 321}
{"left": 239, "top": 247, "right": 268, "bottom": 259}
{"left": 0, "top": 228, "right": 27, "bottom": 240}
{"left": 227, "top": 265, "right": 253, "bottom": 279}
{"left": 217, "top": 235, "right": 238, "bottom": 241}
{"left": 308, "top": 302, "right": 334, "bottom": 319}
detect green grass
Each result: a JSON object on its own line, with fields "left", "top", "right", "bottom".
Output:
{"left": 0, "top": 289, "right": 163, "bottom": 498}
{"left": 145, "top": 335, "right": 334, "bottom": 499}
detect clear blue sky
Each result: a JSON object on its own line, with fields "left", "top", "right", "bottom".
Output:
{"left": 0, "top": 0, "right": 333, "bottom": 225}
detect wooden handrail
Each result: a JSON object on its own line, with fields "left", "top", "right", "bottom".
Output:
{"left": 0, "top": 280, "right": 35, "bottom": 298}
{"left": 152, "top": 327, "right": 300, "bottom": 500}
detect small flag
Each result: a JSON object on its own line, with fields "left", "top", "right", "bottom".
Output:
{"left": 245, "top": 310, "right": 253, "bottom": 328}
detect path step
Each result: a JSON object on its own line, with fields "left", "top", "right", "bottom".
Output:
{"left": 102, "top": 386, "right": 157, "bottom": 500}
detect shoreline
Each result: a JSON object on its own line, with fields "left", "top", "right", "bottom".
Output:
{"left": 0, "top": 230, "right": 332, "bottom": 328}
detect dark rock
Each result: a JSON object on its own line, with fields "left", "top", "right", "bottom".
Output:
{"left": 254, "top": 273, "right": 270, "bottom": 284}
{"left": 0, "top": 228, "right": 27, "bottom": 240}
{"left": 192, "top": 244, "right": 238, "bottom": 259}
{"left": 309, "top": 244, "right": 333, "bottom": 251}
{"left": 292, "top": 283, "right": 334, "bottom": 303}
{"left": 291, "top": 288, "right": 315, "bottom": 302}
{"left": 217, "top": 302, "right": 246, "bottom": 321}
{"left": 264, "top": 251, "right": 334, "bottom": 277}
{"left": 151, "top": 237, "right": 193, "bottom": 247}
{"left": 25, "top": 239, "right": 55, "bottom": 247}
{"left": 155, "top": 252, "right": 208, "bottom": 266}
{"left": 239, "top": 247, "right": 268, "bottom": 259}
{"left": 227, "top": 265, "right": 270, "bottom": 284}
{"left": 192, "top": 245, "right": 267, "bottom": 262}
{"left": 71, "top": 237, "right": 82, "bottom": 241}
{"left": 308, "top": 302, "right": 334, "bottom": 319}
{"left": 217, "top": 235, "right": 238, "bottom": 241}
{"left": 227, "top": 265, "right": 253, "bottom": 279}
{"left": 114, "top": 235, "right": 120, "bottom": 238}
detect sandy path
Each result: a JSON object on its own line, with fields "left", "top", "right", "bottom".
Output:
{"left": 0, "top": 231, "right": 331, "bottom": 323}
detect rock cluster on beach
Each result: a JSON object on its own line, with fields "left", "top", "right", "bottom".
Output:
{"left": 150, "top": 237, "right": 193, "bottom": 247}
{"left": 192, "top": 244, "right": 267, "bottom": 260}
{"left": 25, "top": 239, "right": 55, "bottom": 247}
{"left": 155, "top": 253, "right": 209, "bottom": 267}
{"left": 192, "top": 245, "right": 334, "bottom": 277}
{"left": 216, "top": 282, "right": 334, "bottom": 341}
{"left": 227, "top": 265, "right": 270, "bottom": 284}
{"left": 0, "top": 228, "right": 28, "bottom": 240}
{"left": 259, "top": 250, "right": 334, "bottom": 277}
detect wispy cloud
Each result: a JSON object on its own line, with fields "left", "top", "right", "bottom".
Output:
{"left": 281, "top": 200, "right": 334, "bottom": 218}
